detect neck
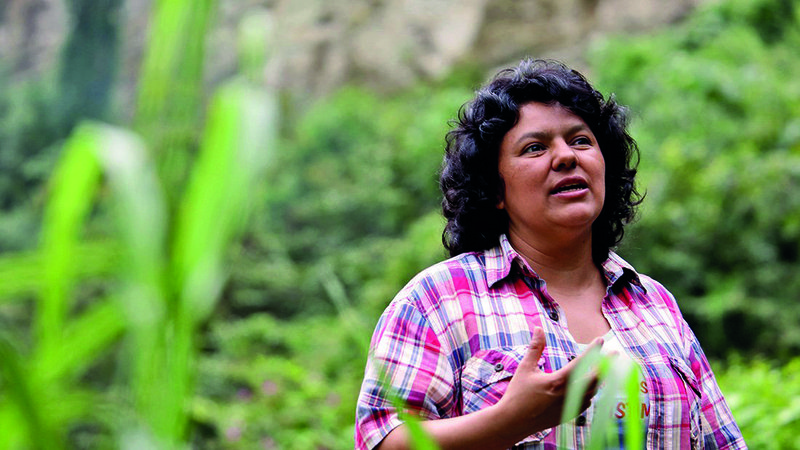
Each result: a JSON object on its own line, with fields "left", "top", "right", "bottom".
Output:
{"left": 507, "top": 227, "right": 601, "bottom": 297}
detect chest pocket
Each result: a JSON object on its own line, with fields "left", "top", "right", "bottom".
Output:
{"left": 460, "top": 346, "right": 552, "bottom": 445}
{"left": 667, "top": 355, "right": 704, "bottom": 449}
{"left": 640, "top": 350, "right": 704, "bottom": 449}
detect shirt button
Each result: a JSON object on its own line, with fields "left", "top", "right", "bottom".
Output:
{"left": 576, "top": 415, "right": 587, "bottom": 426}
{"left": 494, "top": 363, "right": 504, "bottom": 372}
{"left": 549, "top": 311, "right": 559, "bottom": 321}
{"left": 568, "top": 355, "right": 576, "bottom": 362}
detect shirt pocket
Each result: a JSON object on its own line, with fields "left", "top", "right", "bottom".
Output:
{"left": 667, "top": 355, "right": 704, "bottom": 448}
{"left": 460, "top": 346, "right": 552, "bottom": 445}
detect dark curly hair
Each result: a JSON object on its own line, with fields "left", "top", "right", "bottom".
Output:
{"left": 440, "top": 59, "right": 642, "bottom": 264}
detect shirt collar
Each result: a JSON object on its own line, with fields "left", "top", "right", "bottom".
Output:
{"left": 601, "top": 251, "right": 643, "bottom": 291}
{"left": 485, "top": 234, "right": 642, "bottom": 290}
{"left": 485, "top": 234, "right": 523, "bottom": 287}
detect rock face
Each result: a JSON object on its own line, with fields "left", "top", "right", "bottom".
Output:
{"left": 1, "top": 0, "right": 706, "bottom": 99}
{"left": 0, "top": 0, "right": 67, "bottom": 79}
{"left": 258, "top": 0, "right": 706, "bottom": 97}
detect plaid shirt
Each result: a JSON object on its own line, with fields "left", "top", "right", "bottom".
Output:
{"left": 355, "top": 234, "right": 745, "bottom": 449}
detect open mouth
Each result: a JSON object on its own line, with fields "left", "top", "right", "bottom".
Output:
{"left": 551, "top": 182, "right": 588, "bottom": 195}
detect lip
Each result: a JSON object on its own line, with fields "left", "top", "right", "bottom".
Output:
{"left": 550, "top": 176, "right": 589, "bottom": 196}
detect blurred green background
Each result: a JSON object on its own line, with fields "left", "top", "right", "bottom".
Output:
{"left": 1, "top": 0, "right": 799, "bottom": 448}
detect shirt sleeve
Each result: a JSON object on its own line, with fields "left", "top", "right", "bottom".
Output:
{"left": 680, "top": 319, "right": 747, "bottom": 449}
{"left": 354, "top": 298, "right": 455, "bottom": 450}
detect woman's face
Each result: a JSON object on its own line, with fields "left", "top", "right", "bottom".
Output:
{"left": 497, "top": 102, "right": 605, "bottom": 243}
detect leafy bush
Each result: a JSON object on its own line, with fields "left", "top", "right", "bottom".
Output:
{"left": 193, "top": 313, "right": 368, "bottom": 449}
{"left": 716, "top": 357, "right": 800, "bottom": 449}
{"left": 589, "top": 0, "right": 800, "bottom": 358}
{"left": 225, "top": 84, "right": 469, "bottom": 318}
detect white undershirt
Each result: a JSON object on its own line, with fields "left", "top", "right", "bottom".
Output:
{"left": 574, "top": 329, "right": 650, "bottom": 447}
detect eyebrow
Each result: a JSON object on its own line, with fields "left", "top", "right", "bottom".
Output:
{"left": 514, "top": 124, "right": 590, "bottom": 146}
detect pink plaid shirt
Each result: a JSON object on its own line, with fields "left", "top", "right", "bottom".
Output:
{"left": 355, "top": 234, "right": 745, "bottom": 449}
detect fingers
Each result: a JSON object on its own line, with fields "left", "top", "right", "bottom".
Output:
{"left": 517, "top": 327, "right": 546, "bottom": 373}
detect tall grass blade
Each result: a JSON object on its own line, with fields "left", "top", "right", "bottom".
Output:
{"left": 35, "top": 123, "right": 102, "bottom": 379}
{"left": 0, "top": 241, "right": 119, "bottom": 302}
{"left": 0, "top": 333, "right": 61, "bottom": 449}
{"left": 73, "top": 122, "right": 176, "bottom": 441}
{"left": 172, "top": 81, "right": 277, "bottom": 323}
{"left": 587, "top": 357, "right": 619, "bottom": 450}
{"left": 238, "top": 10, "right": 274, "bottom": 82}
{"left": 146, "top": 81, "right": 277, "bottom": 442}
{"left": 560, "top": 345, "right": 603, "bottom": 448}
{"left": 624, "top": 362, "right": 645, "bottom": 449}
{"left": 374, "top": 360, "right": 441, "bottom": 450}
{"left": 0, "top": 405, "right": 27, "bottom": 449}
{"left": 319, "top": 263, "right": 370, "bottom": 351}
{"left": 91, "top": 123, "right": 168, "bottom": 326}
{"left": 136, "top": 0, "right": 216, "bottom": 197}
{"left": 36, "top": 299, "right": 125, "bottom": 384}
{"left": 403, "top": 414, "right": 441, "bottom": 450}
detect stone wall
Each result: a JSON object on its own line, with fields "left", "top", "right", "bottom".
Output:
{"left": 0, "top": 0, "right": 707, "bottom": 100}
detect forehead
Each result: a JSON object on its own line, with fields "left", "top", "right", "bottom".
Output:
{"left": 517, "top": 102, "right": 587, "bottom": 128}
{"left": 502, "top": 102, "right": 592, "bottom": 144}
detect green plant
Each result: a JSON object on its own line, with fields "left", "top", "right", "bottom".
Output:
{"left": 716, "top": 356, "right": 800, "bottom": 449}
{"left": 589, "top": 0, "right": 800, "bottom": 358}
{"left": 0, "top": 0, "right": 277, "bottom": 447}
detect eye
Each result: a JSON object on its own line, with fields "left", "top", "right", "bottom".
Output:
{"left": 522, "top": 143, "right": 546, "bottom": 155}
{"left": 572, "top": 136, "right": 593, "bottom": 147}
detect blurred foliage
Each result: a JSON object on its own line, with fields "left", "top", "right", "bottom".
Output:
{"left": 224, "top": 84, "right": 461, "bottom": 318}
{"left": 589, "top": 0, "right": 800, "bottom": 358}
{"left": 0, "top": 0, "right": 121, "bottom": 252}
{"left": 1, "top": 0, "right": 800, "bottom": 448}
{"left": 0, "top": 0, "right": 277, "bottom": 448}
{"left": 193, "top": 314, "right": 366, "bottom": 449}
{"left": 716, "top": 357, "right": 800, "bottom": 449}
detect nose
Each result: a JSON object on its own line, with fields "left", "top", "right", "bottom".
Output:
{"left": 551, "top": 140, "right": 577, "bottom": 171}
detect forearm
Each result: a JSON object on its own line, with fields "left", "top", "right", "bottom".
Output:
{"left": 376, "top": 403, "right": 536, "bottom": 450}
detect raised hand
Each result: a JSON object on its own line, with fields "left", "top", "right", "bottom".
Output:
{"left": 493, "top": 326, "right": 603, "bottom": 441}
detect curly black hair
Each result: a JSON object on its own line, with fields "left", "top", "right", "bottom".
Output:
{"left": 440, "top": 59, "right": 643, "bottom": 264}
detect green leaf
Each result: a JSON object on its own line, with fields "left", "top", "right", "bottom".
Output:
{"left": 0, "top": 333, "right": 61, "bottom": 448}
{"left": 35, "top": 299, "right": 125, "bottom": 384}
{"left": 135, "top": 0, "right": 217, "bottom": 198}
{"left": 89, "top": 122, "right": 168, "bottom": 328}
{"left": 172, "top": 81, "right": 277, "bottom": 323}
{"left": 624, "top": 362, "right": 645, "bottom": 450}
{"left": 587, "top": 358, "right": 619, "bottom": 450}
{"left": 35, "top": 123, "right": 102, "bottom": 369}
{"left": 560, "top": 345, "right": 602, "bottom": 448}
{"left": 403, "top": 413, "right": 441, "bottom": 450}
{"left": 0, "top": 241, "right": 118, "bottom": 302}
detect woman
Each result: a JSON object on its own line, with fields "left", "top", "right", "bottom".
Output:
{"left": 355, "top": 59, "right": 744, "bottom": 449}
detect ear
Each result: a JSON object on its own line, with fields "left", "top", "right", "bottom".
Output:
{"left": 496, "top": 178, "right": 506, "bottom": 210}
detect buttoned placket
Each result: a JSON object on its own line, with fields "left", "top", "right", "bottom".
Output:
{"left": 601, "top": 287, "right": 662, "bottom": 450}
{"left": 521, "top": 274, "right": 589, "bottom": 448}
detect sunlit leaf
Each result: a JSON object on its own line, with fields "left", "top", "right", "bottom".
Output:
{"left": 560, "top": 345, "right": 602, "bottom": 448}
{"left": 0, "top": 241, "right": 119, "bottom": 302}
{"left": 172, "top": 81, "right": 277, "bottom": 323}
{"left": 90, "top": 122, "right": 168, "bottom": 328}
{"left": 587, "top": 358, "right": 619, "bottom": 450}
{"left": 0, "top": 333, "right": 60, "bottom": 448}
{"left": 35, "top": 123, "right": 102, "bottom": 372}
{"left": 624, "top": 362, "right": 645, "bottom": 450}
{"left": 36, "top": 298, "right": 125, "bottom": 383}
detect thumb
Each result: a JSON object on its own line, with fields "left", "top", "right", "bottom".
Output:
{"left": 518, "top": 326, "right": 546, "bottom": 372}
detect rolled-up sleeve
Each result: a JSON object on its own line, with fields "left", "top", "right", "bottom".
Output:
{"left": 355, "top": 299, "right": 454, "bottom": 450}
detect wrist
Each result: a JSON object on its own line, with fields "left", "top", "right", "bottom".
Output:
{"left": 485, "top": 400, "right": 531, "bottom": 448}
